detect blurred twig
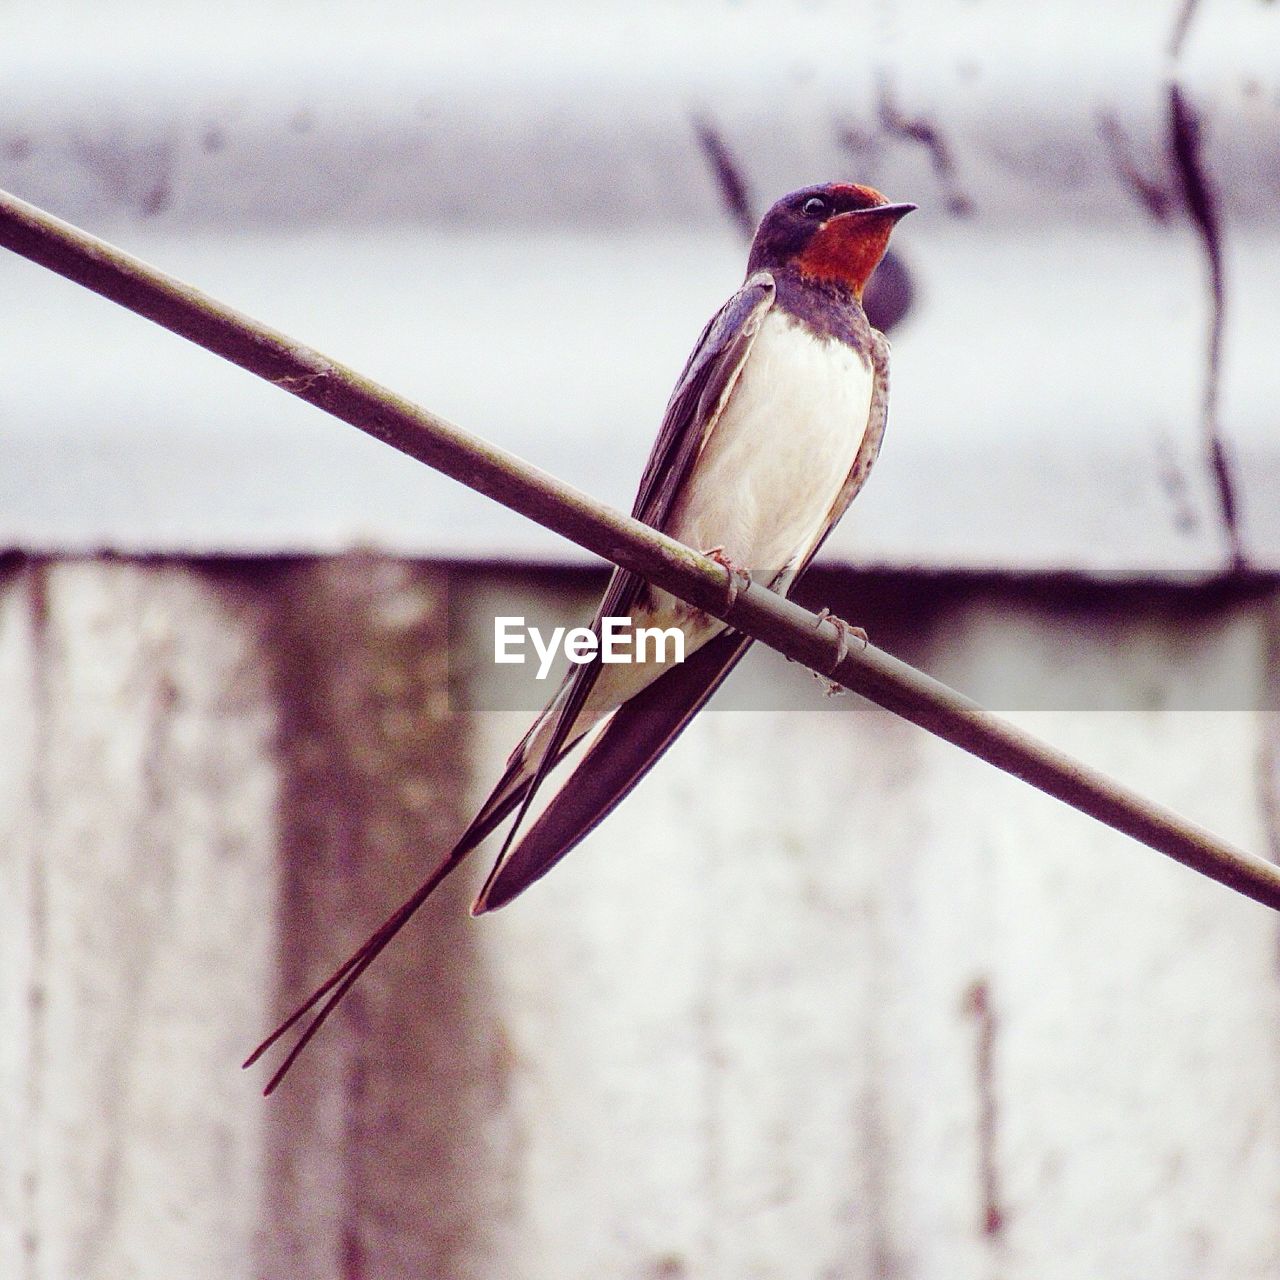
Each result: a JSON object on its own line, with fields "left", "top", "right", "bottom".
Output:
{"left": 1, "top": 185, "right": 1277, "bottom": 911}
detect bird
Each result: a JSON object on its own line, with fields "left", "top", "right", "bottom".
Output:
{"left": 246, "top": 182, "right": 914, "bottom": 1092}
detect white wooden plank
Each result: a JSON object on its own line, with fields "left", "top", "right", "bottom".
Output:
{"left": 0, "top": 563, "right": 41, "bottom": 1279}
{"left": 250, "top": 559, "right": 517, "bottom": 1280}
{"left": 0, "top": 562, "right": 278, "bottom": 1280}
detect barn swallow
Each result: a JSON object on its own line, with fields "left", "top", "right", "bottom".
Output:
{"left": 247, "top": 182, "right": 913, "bottom": 1091}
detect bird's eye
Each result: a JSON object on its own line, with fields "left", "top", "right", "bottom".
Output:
{"left": 801, "top": 196, "right": 830, "bottom": 219}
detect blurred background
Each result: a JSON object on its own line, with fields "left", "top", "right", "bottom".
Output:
{"left": 2, "top": 1, "right": 1279, "bottom": 1277}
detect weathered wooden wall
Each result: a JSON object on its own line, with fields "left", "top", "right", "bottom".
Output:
{"left": 3, "top": 555, "right": 1278, "bottom": 1279}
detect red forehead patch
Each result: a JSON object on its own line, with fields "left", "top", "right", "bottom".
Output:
{"left": 827, "top": 182, "right": 888, "bottom": 208}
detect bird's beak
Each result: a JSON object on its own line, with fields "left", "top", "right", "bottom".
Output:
{"left": 840, "top": 201, "right": 917, "bottom": 222}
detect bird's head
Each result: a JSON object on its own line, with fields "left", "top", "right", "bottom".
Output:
{"left": 747, "top": 183, "right": 915, "bottom": 299}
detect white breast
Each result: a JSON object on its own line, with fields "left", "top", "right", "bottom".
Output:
{"left": 665, "top": 308, "right": 875, "bottom": 580}
{"left": 560, "top": 310, "right": 876, "bottom": 738}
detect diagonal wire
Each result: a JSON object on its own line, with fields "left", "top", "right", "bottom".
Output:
{"left": 1, "top": 186, "right": 1278, "bottom": 913}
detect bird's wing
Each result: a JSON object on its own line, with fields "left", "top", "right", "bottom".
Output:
{"left": 477, "top": 271, "right": 777, "bottom": 877}
{"left": 244, "top": 274, "right": 776, "bottom": 1089}
{"left": 473, "top": 326, "right": 890, "bottom": 913}
{"left": 633, "top": 271, "right": 778, "bottom": 525}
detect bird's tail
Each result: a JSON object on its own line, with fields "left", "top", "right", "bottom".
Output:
{"left": 242, "top": 757, "right": 533, "bottom": 1094}
{"left": 245, "top": 633, "right": 751, "bottom": 1093}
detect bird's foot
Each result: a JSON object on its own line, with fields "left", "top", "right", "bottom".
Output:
{"left": 812, "top": 608, "right": 868, "bottom": 697}
{"left": 703, "top": 546, "right": 752, "bottom": 612}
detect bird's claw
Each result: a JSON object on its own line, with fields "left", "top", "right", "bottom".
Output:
{"left": 704, "top": 546, "right": 752, "bottom": 612}
{"left": 812, "top": 608, "right": 867, "bottom": 696}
